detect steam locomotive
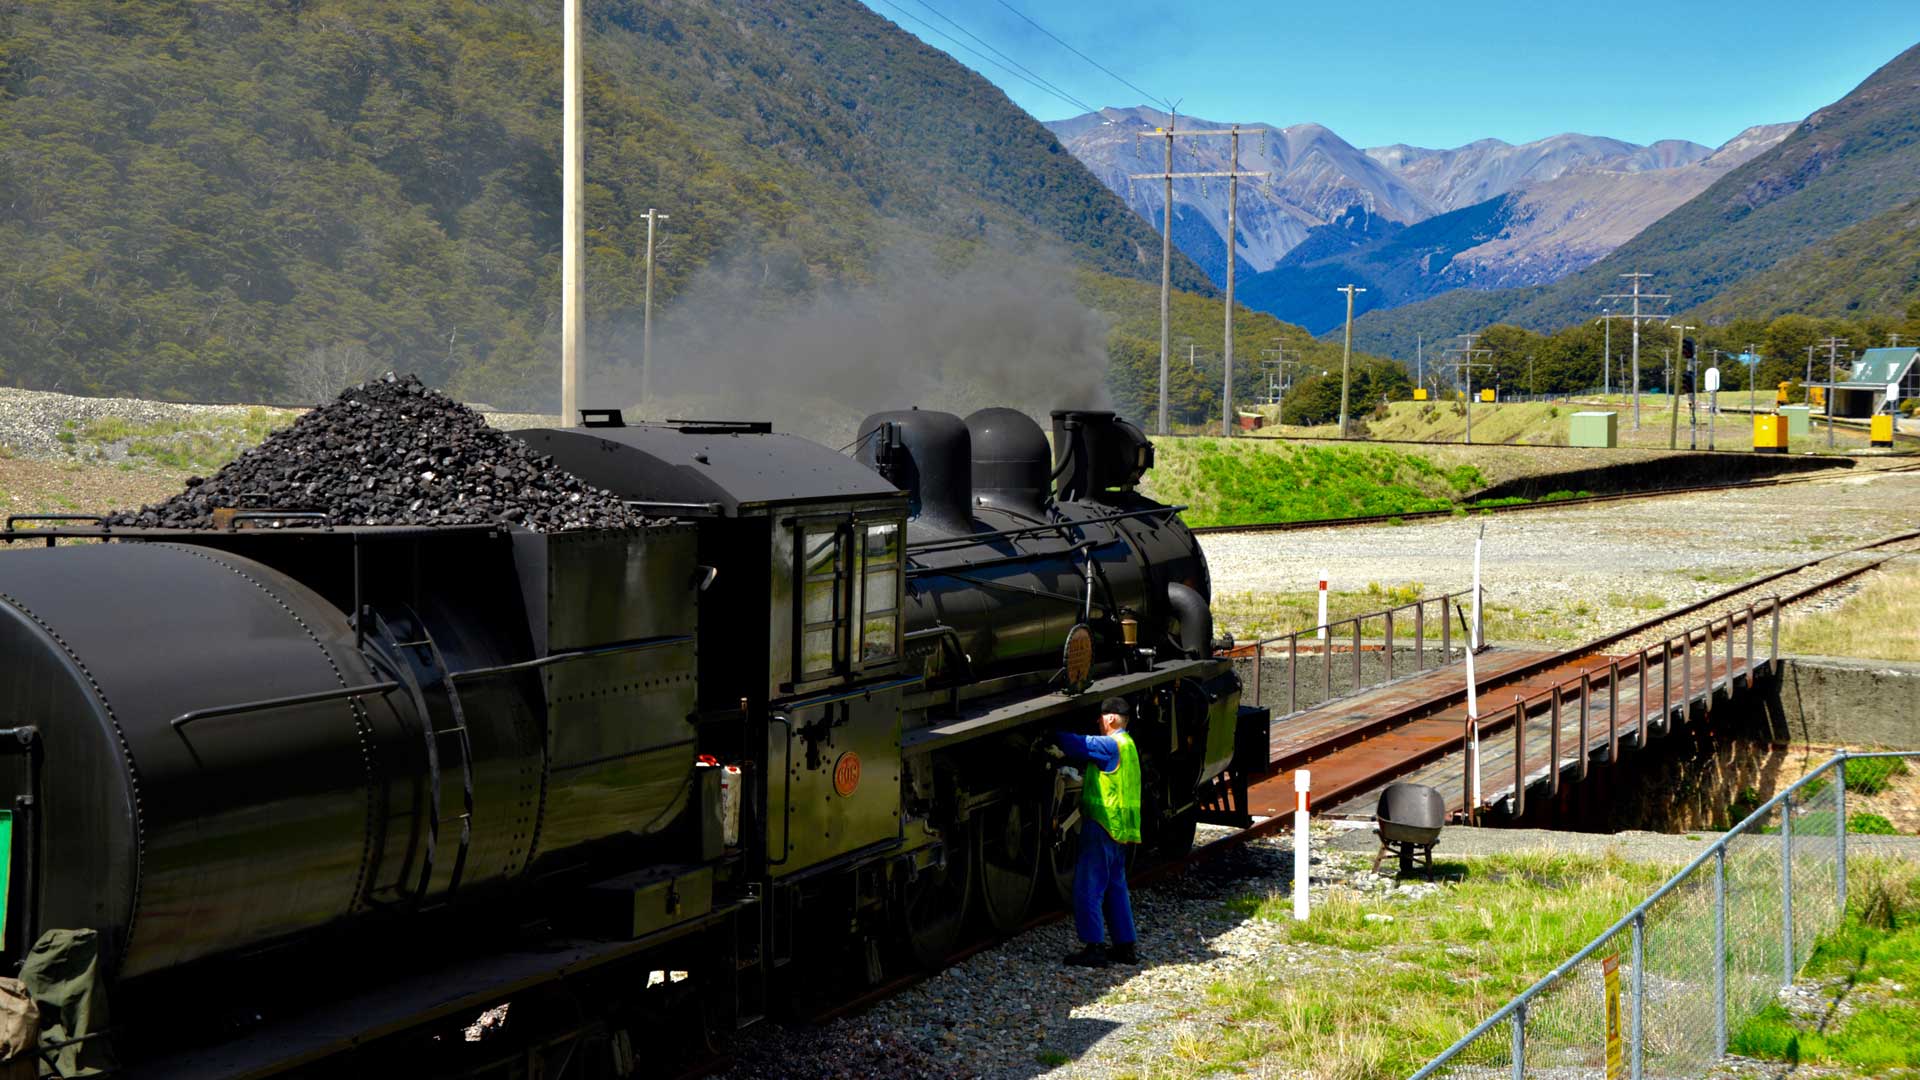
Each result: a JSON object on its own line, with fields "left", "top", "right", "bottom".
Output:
{"left": 0, "top": 406, "right": 1265, "bottom": 1075}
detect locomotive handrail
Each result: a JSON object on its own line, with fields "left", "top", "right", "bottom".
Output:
{"left": 4, "top": 514, "right": 109, "bottom": 533}
{"left": 169, "top": 680, "right": 403, "bottom": 731}
{"left": 777, "top": 674, "right": 925, "bottom": 714}
{"left": 444, "top": 633, "right": 693, "bottom": 684}
{"left": 901, "top": 506, "right": 1185, "bottom": 553}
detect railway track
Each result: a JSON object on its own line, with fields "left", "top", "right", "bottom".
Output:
{"left": 698, "top": 527, "right": 1920, "bottom": 1071}
{"left": 1189, "top": 458, "right": 1920, "bottom": 536}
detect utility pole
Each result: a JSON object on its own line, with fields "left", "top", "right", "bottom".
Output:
{"left": 1820, "top": 336, "right": 1851, "bottom": 448}
{"left": 560, "top": 0, "right": 585, "bottom": 423}
{"left": 1442, "top": 334, "right": 1494, "bottom": 445}
{"left": 1598, "top": 273, "right": 1671, "bottom": 430}
{"left": 1261, "top": 345, "right": 1305, "bottom": 408}
{"left": 1336, "top": 284, "right": 1365, "bottom": 435}
{"left": 639, "top": 208, "right": 668, "bottom": 408}
{"left": 1416, "top": 333, "right": 1423, "bottom": 390}
{"left": 1129, "top": 118, "right": 1269, "bottom": 437}
{"left": 1668, "top": 324, "right": 1693, "bottom": 451}
{"left": 1598, "top": 309, "right": 1611, "bottom": 396}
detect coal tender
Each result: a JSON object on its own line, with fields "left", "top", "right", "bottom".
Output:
{"left": 0, "top": 401, "right": 1267, "bottom": 1076}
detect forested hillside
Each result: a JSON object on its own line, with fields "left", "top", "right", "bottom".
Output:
{"left": 1691, "top": 197, "right": 1920, "bottom": 322}
{"left": 1349, "top": 40, "right": 1920, "bottom": 355}
{"left": 0, "top": 0, "right": 1210, "bottom": 407}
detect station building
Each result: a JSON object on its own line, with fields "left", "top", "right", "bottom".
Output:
{"left": 1805, "top": 346, "right": 1920, "bottom": 417}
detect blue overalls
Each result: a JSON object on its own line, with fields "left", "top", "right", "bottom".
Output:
{"left": 1054, "top": 733, "right": 1137, "bottom": 948}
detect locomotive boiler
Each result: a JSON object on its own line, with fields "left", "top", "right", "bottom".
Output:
{"left": 0, "top": 405, "right": 1266, "bottom": 1076}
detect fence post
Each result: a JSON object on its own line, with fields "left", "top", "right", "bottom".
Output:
{"left": 1782, "top": 791, "right": 1795, "bottom": 988}
{"left": 1725, "top": 615, "right": 1735, "bottom": 694}
{"left": 1634, "top": 650, "right": 1646, "bottom": 749}
{"left": 1836, "top": 751, "right": 1848, "bottom": 919}
{"left": 1352, "top": 619, "right": 1362, "bottom": 689}
{"left": 1251, "top": 642, "right": 1264, "bottom": 708}
{"left": 1509, "top": 1003, "right": 1526, "bottom": 1080}
{"left": 1771, "top": 599, "right": 1780, "bottom": 672}
{"left": 1712, "top": 626, "right": 1728, "bottom": 718}
{"left": 1385, "top": 610, "right": 1395, "bottom": 683}
{"left": 1578, "top": 670, "right": 1591, "bottom": 781}
{"left": 1745, "top": 605, "right": 1755, "bottom": 689}
{"left": 1715, "top": 845, "right": 1728, "bottom": 1058}
{"left": 1324, "top": 622, "right": 1333, "bottom": 702}
{"left": 1442, "top": 596, "right": 1452, "bottom": 662}
{"left": 1682, "top": 631, "right": 1692, "bottom": 726}
{"left": 1661, "top": 639, "right": 1672, "bottom": 735}
{"left": 1289, "top": 632, "right": 1298, "bottom": 716}
{"left": 1548, "top": 684, "right": 1562, "bottom": 797}
{"left": 1632, "top": 912, "right": 1646, "bottom": 1080}
{"left": 1513, "top": 699, "right": 1527, "bottom": 818}
{"left": 1416, "top": 600, "right": 1425, "bottom": 671}
{"left": 1608, "top": 660, "right": 1620, "bottom": 764}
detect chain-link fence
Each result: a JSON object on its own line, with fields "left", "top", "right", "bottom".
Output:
{"left": 1412, "top": 749, "right": 1916, "bottom": 1080}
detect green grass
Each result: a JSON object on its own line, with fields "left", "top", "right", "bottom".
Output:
{"left": 1846, "top": 756, "right": 1910, "bottom": 797}
{"left": 73, "top": 409, "right": 290, "bottom": 474}
{"left": 1142, "top": 438, "right": 1486, "bottom": 528}
{"left": 1731, "top": 858, "right": 1920, "bottom": 1071}
{"left": 1156, "top": 851, "right": 1674, "bottom": 1080}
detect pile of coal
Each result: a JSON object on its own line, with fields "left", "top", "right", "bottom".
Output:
{"left": 109, "top": 374, "right": 634, "bottom": 531}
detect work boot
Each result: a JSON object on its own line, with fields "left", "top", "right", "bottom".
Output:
{"left": 1062, "top": 943, "right": 1109, "bottom": 968}
{"left": 1109, "top": 941, "right": 1139, "bottom": 965}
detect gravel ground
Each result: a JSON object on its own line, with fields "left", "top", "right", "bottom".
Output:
{"left": 718, "top": 822, "right": 1445, "bottom": 1080}
{"left": 1202, "top": 469, "right": 1920, "bottom": 648}
{"left": 0, "top": 384, "right": 554, "bottom": 462}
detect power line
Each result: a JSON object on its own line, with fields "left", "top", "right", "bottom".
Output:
{"left": 869, "top": 0, "right": 1098, "bottom": 116}
{"left": 911, "top": 0, "right": 1098, "bottom": 116}
{"left": 993, "top": 0, "right": 1170, "bottom": 111}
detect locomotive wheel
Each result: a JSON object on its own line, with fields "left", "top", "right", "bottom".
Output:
{"left": 902, "top": 820, "right": 974, "bottom": 970}
{"left": 975, "top": 795, "right": 1043, "bottom": 934}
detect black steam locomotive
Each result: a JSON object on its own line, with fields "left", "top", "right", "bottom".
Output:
{"left": 0, "top": 407, "right": 1265, "bottom": 1076}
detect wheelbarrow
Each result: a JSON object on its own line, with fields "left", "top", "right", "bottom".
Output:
{"left": 1372, "top": 782, "right": 1445, "bottom": 875}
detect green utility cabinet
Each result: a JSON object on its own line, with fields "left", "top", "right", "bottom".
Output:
{"left": 1779, "top": 405, "right": 1812, "bottom": 438}
{"left": 1568, "top": 411, "right": 1617, "bottom": 448}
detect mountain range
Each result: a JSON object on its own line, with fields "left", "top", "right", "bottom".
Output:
{"left": 1349, "top": 40, "right": 1920, "bottom": 355}
{"left": 0, "top": 0, "right": 1218, "bottom": 407}
{"left": 1048, "top": 108, "right": 1793, "bottom": 331}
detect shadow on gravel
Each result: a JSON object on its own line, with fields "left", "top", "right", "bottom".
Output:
{"left": 716, "top": 838, "right": 1297, "bottom": 1079}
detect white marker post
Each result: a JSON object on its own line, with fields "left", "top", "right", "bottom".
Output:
{"left": 1316, "top": 569, "right": 1329, "bottom": 641}
{"left": 1293, "top": 769, "right": 1312, "bottom": 921}
{"left": 1465, "top": 524, "right": 1486, "bottom": 815}
{"left": 1469, "top": 531, "right": 1483, "bottom": 652}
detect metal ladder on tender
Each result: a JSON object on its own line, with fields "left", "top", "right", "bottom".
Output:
{"left": 373, "top": 610, "right": 477, "bottom": 908}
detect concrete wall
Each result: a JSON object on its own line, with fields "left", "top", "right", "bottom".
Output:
{"left": 1767, "top": 655, "right": 1920, "bottom": 749}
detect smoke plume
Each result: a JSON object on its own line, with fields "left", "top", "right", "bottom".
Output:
{"left": 585, "top": 244, "right": 1113, "bottom": 445}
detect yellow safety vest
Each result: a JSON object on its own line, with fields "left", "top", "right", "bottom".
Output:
{"left": 1082, "top": 731, "right": 1141, "bottom": 843}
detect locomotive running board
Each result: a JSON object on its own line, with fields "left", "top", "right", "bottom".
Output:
{"left": 899, "top": 657, "right": 1231, "bottom": 756}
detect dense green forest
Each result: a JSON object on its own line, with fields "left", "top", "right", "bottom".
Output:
{"left": 1438, "top": 305, "right": 1920, "bottom": 401}
{"left": 0, "top": 0, "right": 1211, "bottom": 408}
{"left": 1692, "top": 197, "right": 1920, "bottom": 323}
{"left": 1349, "top": 41, "right": 1920, "bottom": 355}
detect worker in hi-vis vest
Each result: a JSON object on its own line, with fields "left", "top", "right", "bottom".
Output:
{"left": 1050, "top": 696, "right": 1141, "bottom": 967}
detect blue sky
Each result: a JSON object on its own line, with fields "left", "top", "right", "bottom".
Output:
{"left": 858, "top": 1, "right": 1920, "bottom": 148}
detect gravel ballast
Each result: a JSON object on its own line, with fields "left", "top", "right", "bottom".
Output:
{"left": 104, "top": 374, "right": 631, "bottom": 531}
